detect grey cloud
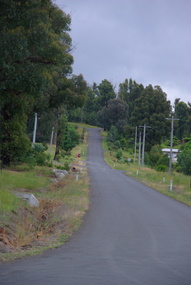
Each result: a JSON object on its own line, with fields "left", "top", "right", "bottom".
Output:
{"left": 55, "top": 0, "right": 191, "bottom": 104}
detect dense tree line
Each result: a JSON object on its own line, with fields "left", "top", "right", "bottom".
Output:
{"left": 0, "top": 0, "right": 87, "bottom": 165}
{"left": 68, "top": 78, "right": 191, "bottom": 142}
{"left": 68, "top": 79, "right": 172, "bottom": 148}
{"left": 67, "top": 78, "right": 191, "bottom": 174}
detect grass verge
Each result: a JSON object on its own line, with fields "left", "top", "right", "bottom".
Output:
{"left": 69, "top": 122, "right": 100, "bottom": 129}
{"left": 0, "top": 128, "right": 89, "bottom": 263}
{"left": 102, "top": 135, "right": 191, "bottom": 207}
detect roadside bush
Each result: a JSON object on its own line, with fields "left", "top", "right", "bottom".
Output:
{"left": 24, "top": 143, "right": 49, "bottom": 167}
{"left": 126, "top": 148, "right": 133, "bottom": 154}
{"left": 114, "top": 141, "right": 121, "bottom": 149}
{"left": 157, "top": 154, "right": 169, "bottom": 167}
{"left": 35, "top": 152, "right": 47, "bottom": 166}
{"left": 116, "top": 150, "right": 123, "bottom": 160}
{"left": 56, "top": 163, "right": 70, "bottom": 171}
{"left": 144, "top": 152, "right": 150, "bottom": 165}
{"left": 81, "top": 127, "right": 86, "bottom": 142}
{"left": 64, "top": 163, "right": 70, "bottom": 171}
{"left": 120, "top": 138, "right": 127, "bottom": 149}
{"left": 24, "top": 154, "right": 36, "bottom": 168}
{"left": 156, "top": 165, "right": 168, "bottom": 172}
{"left": 177, "top": 137, "right": 191, "bottom": 175}
{"left": 107, "top": 126, "right": 119, "bottom": 143}
{"left": 177, "top": 149, "right": 191, "bottom": 175}
{"left": 33, "top": 143, "right": 46, "bottom": 153}
{"left": 61, "top": 124, "right": 80, "bottom": 153}
{"left": 149, "top": 145, "right": 162, "bottom": 166}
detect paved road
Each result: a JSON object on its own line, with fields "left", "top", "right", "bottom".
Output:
{"left": 1, "top": 128, "right": 191, "bottom": 285}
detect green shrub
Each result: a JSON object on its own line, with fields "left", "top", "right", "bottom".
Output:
{"left": 64, "top": 163, "right": 70, "bottom": 171}
{"left": 177, "top": 138, "right": 191, "bottom": 175}
{"left": 149, "top": 145, "right": 162, "bottom": 166}
{"left": 107, "top": 126, "right": 119, "bottom": 143}
{"left": 156, "top": 165, "right": 168, "bottom": 172}
{"left": 33, "top": 143, "right": 46, "bottom": 153}
{"left": 42, "top": 142, "right": 48, "bottom": 151}
{"left": 24, "top": 143, "right": 49, "bottom": 166}
{"left": 81, "top": 127, "right": 86, "bottom": 142}
{"left": 157, "top": 154, "right": 169, "bottom": 167}
{"left": 120, "top": 138, "right": 127, "bottom": 149}
{"left": 55, "top": 154, "right": 62, "bottom": 162}
{"left": 61, "top": 124, "right": 80, "bottom": 153}
{"left": 56, "top": 163, "right": 70, "bottom": 171}
{"left": 116, "top": 150, "right": 123, "bottom": 160}
{"left": 127, "top": 148, "right": 133, "bottom": 154}
{"left": 24, "top": 155, "right": 37, "bottom": 168}
{"left": 114, "top": 141, "right": 121, "bottom": 149}
{"left": 35, "top": 152, "right": 47, "bottom": 166}
{"left": 56, "top": 165, "right": 65, "bottom": 170}
{"left": 177, "top": 149, "right": 191, "bottom": 175}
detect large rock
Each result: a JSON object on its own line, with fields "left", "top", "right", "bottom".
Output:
{"left": 15, "top": 193, "right": 39, "bottom": 207}
{"left": 52, "top": 169, "right": 68, "bottom": 180}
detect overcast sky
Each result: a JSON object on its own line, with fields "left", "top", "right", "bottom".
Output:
{"left": 54, "top": 0, "right": 191, "bottom": 105}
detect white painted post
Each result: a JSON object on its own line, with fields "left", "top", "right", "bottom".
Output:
{"left": 170, "top": 180, "right": 173, "bottom": 192}
{"left": 76, "top": 172, "right": 79, "bottom": 182}
{"left": 163, "top": 177, "right": 166, "bottom": 183}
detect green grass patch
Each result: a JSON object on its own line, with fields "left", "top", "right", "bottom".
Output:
{"left": 0, "top": 189, "right": 20, "bottom": 213}
{"left": 0, "top": 169, "right": 50, "bottom": 214}
{"left": 0, "top": 169, "right": 50, "bottom": 191}
{"left": 69, "top": 122, "right": 100, "bottom": 129}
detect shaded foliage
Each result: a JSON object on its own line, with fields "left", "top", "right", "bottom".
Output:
{"left": 98, "top": 98, "right": 128, "bottom": 131}
{"left": 0, "top": 0, "right": 73, "bottom": 165}
{"left": 177, "top": 138, "right": 191, "bottom": 175}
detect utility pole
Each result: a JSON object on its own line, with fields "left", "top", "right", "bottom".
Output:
{"left": 139, "top": 124, "right": 151, "bottom": 166}
{"left": 142, "top": 124, "right": 146, "bottom": 165}
{"left": 32, "top": 113, "right": 37, "bottom": 144}
{"left": 166, "top": 115, "right": 179, "bottom": 174}
{"left": 49, "top": 126, "right": 54, "bottom": 153}
{"left": 134, "top": 126, "right": 137, "bottom": 163}
{"left": 138, "top": 132, "right": 142, "bottom": 165}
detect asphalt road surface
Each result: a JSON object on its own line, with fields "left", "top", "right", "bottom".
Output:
{"left": 1, "top": 128, "right": 191, "bottom": 285}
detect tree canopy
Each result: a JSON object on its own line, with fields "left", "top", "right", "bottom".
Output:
{"left": 98, "top": 98, "right": 128, "bottom": 132}
{"left": 0, "top": 0, "right": 73, "bottom": 164}
{"left": 174, "top": 101, "right": 191, "bottom": 140}
{"left": 130, "top": 85, "right": 171, "bottom": 147}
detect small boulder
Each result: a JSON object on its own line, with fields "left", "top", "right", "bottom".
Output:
{"left": 52, "top": 169, "right": 68, "bottom": 180}
{"left": 15, "top": 193, "right": 39, "bottom": 207}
